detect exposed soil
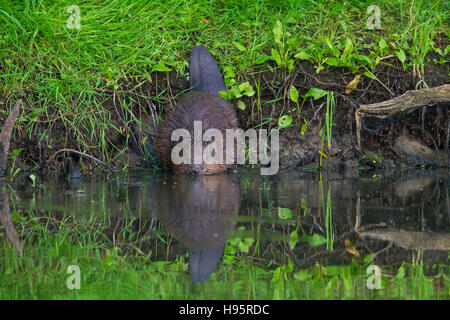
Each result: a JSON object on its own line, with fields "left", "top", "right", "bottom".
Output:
{"left": 2, "top": 55, "right": 449, "bottom": 175}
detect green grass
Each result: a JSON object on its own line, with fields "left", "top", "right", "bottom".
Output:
{"left": 0, "top": 0, "right": 448, "bottom": 165}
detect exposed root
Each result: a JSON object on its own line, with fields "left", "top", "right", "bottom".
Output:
{"left": 0, "top": 98, "right": 23, "bottom": 177}
{"left": 356, "top": 84, "right": 450, "bottom": 150}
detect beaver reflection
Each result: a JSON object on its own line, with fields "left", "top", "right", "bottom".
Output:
{"left": 157, "top": 174, "right": 239, "bottom": 282}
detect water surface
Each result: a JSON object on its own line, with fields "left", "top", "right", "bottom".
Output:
{"left": 1, "top": 169, "right": 449, "bottom": 299}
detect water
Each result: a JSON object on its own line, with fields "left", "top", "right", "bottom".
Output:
{"left": 0, "top": 169, "right": 449, "bottom": 299}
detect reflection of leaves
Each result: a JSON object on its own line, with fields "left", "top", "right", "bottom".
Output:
{"left": 395, "top": 266, "right": 406, "bottom": 281}
{"left": 11, "top": 211, "right": 27, "bottom": 223}
{"left": 260, "top": 208, "right": 272, "bottom": 218}
{"left": 227, "top": 228, "right": 255, "bottom": 254}
{"left": 238, "top": 238, "right": 254, "bottom": 253}
{"left": 277, "top": 207, "right": 293, "bottom": 219}
{"left": 363, "top": 254, "right": 374, "bottom": 263}
{"left": 289, "top": 230, "right": 298, "bottom": 250}
{"left": 294, "top": 269, "right": 311, "bottom": 281}
{"left": 305, "top": 233, "right": 327, "bottom": 247}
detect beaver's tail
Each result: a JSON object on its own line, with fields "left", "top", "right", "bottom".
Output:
{"left": 189, "top": 45, "right": 226, "bottom": 96}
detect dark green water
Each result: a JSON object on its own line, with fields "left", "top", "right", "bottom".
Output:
{"left": 0, "top": 169, "right": 449, "bottom": 299}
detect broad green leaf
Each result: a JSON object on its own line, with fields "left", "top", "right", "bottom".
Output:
{"left": 363, "top": 254, "right": 374, "bottom": 263}
{"left": 152, "top": 62, "right": 171, "bottom": 72}
{"left": 444, "top": 45, "right": 450, "bottom": 56}
{"left": 12, "top": 148, "right": 24, "bottom": 157}
{"left": 343, "top": 38, "right": 353, "bottom": 55}
{"left": 396, "top": 49, "right": 406, "bottom": 64}
{"left": 271, "top": 49, "right": 282, "bottom": 66}
{"left": 287, "top": 58, "right": 294, "bottom": 72}
{"left": 326, "top": 57, "right": 349, "bottom": 67}
{"left": 224, "top": 66, "right": 236, "bottom": 78}
{"left": 228, "top": 86, "right": 242, "bottom": 99}
{"left": 237, "top": 100, "right": 246, "bottom": 110}
{"left": 255, "top": 54, "right": 271, "bottom": 64}
{"left": 218, "top": 91, "right": 228, "bottom": 99}
{"left": 379, "top": 38, "right": 388, "bottom": 52}
{"left": 273, "top": 20, "right": 283, "bottom": 45}
{"left": 289, "top": 86, "right": 299, "bottom": 103}
{"left": 239, "top": 81, "right": 255, "bottom": 96}
{"left": 354, "top": 54, "right": 374, "bottom": 68}
{"left": 278, "top": 115, "right": 292, "bottom": 128}
{"left": 238, "top": 81, "right": 250, "bottom": 91}
{"left": 363, "top": 71, "right": 377, "bottom": 80}
{"left": 303, "top": 88, "right": 327, "bottom": 100}
{"left": 295, "top": 51, "right": 311, "bottom": 60}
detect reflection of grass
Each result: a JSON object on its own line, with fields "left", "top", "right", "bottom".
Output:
{"left": 1, "top": 211, "right": 447, "bottom": 299}
{"left": 319, "top": 177, "right": 334, "bottom": 251}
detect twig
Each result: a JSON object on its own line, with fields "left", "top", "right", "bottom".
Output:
{"left": 48, "top": 148, "right": 116, "bottom": 173}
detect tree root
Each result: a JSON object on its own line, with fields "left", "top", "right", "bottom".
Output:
{"left": 355, "top": 84, "right": 450, "bottom": 150}
{"left": 0, "top": 98, "right": 23, "bottom": 177}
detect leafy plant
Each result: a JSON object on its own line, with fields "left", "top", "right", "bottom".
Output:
{"left": 219, "top": 66, "right": 255, "bottom": 110}
{"left": 9, "top": 147, "right": 23, "bottom": 181}
{"left": 270, "top": 20, "right": 297, "bottom": 75}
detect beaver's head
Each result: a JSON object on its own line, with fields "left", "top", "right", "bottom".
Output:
{"left": 155, "top": 92, "right": 239, "bottom": 175}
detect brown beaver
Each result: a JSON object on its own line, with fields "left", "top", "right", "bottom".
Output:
{"left": 155, "top": 46, "right": 239, "bottom": 175}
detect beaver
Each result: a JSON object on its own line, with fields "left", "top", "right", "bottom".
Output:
{"left": 155, "top": 46, "right": 239, "bottom": 174}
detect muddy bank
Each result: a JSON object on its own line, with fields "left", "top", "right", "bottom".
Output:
{"left": 1, "top": 57, "right": 449, "bottom": 176}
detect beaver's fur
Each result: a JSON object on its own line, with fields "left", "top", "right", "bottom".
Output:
{"left": 155, "top": 91, "right": 238, "bottom": 174}
{"left": 155, "top": 46, "right": 239, "bottom": 174}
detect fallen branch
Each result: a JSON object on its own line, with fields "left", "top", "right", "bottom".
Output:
{"left": 0, "top": 98, "right": 22, "bottom": 177}
{"left": 355, "top": 84, "right": 450, "bottom": 149}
